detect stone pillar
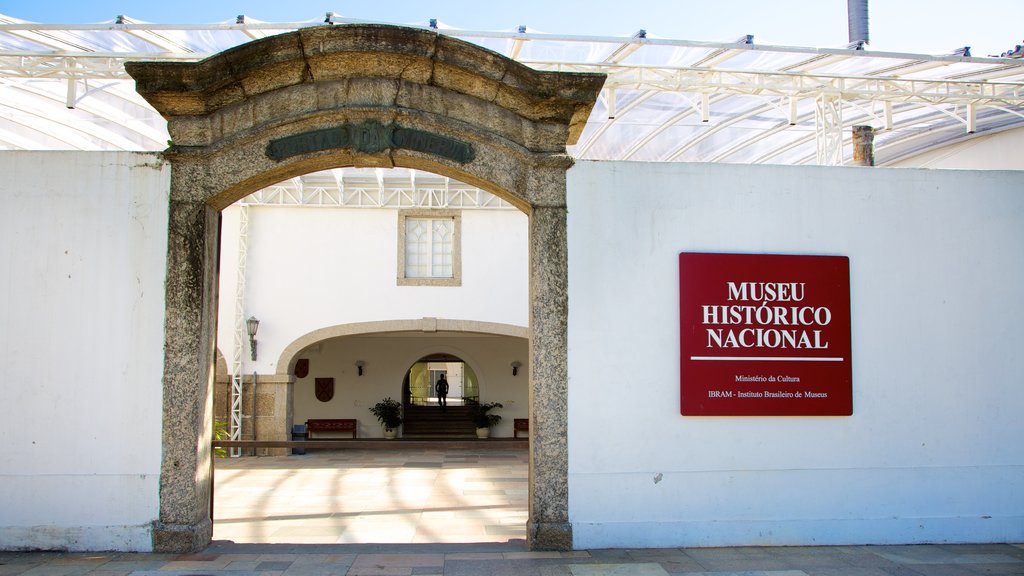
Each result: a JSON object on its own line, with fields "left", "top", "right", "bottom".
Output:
{"left": 527, "top": 203, "right": 572, "bottom": 550}
{"left": 852, "top": 125, "right": 876, "bottom": 166}
{"left": 254, "top": 375, "right": 294, "bottom": 457}
{"left": 152, "top": 160, "right": 218, "bottom": 553}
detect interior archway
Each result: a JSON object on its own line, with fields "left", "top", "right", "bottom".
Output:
{"left": 126, "top": 23, "right": 603, "bottom": 552}
{"left": 270, "top": 320, "right": 530, "bottom": 441}
{"left": 404, "top": 353, "right": 479, "bottom": 407}
{"left": 401, "top": 353, "right": 481, "bottom": 438}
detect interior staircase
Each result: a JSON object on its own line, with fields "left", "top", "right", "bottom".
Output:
{"left": 402, "top": 404, "right": 476, "bottom": 437}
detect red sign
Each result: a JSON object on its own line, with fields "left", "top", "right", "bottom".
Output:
{"left": 679, "top": 252, "right": 852, "bottom": 416}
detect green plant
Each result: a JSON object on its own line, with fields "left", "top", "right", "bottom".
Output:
{"left": 370, "top": 396, "right": 403, "bottom": 430}
{"left": 465, "top": 398, "right": 503, "bottom": 429}
{"left": 213, "top": 419, "right": 229, "bottom": 458}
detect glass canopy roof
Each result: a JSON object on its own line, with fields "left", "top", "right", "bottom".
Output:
{"left": 2, "top": 12, "right": 1023, "bottom": 167}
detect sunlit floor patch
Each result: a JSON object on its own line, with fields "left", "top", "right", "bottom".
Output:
{"left": 213, "top": 446, "right": 528, "bottom": 544}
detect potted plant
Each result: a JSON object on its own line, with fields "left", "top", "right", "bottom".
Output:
{"left": 465, "top": 398, "right": 503, "bottom": 439}
{"left": 370, "top": 396, "right": 403, "bottom": 439}
{"left": 213, "top": 419, "right": 229, "bottom": 458}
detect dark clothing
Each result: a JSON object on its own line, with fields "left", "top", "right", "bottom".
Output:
{"left": 435, "top": 377, "right": 449, "bottom": 408}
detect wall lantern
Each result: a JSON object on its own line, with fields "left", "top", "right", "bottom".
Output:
{"left": 511, "top": 361, "right": 522, "bottom": 376}
{"left": 246, "top": 316, "right": 259, "bottom": 361}
{"left": 356, "top": 360, "right": 366, "bottom": 376}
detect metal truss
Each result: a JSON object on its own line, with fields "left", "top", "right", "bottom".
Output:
{"left": 0, "top": 55, "right": 135, "bottom": 80}
{"left": 3, "top": 18, "right": 1021, "bottom": 101}
{"left": 2, "top": 18, "right": 1023, "bottom": 165}
{"left": 229, "top": 206, "right": 249, "bottom": 457}
{"left": 533, "top": 62, "right": 1024, "bottom": 107}
{"left": 815, "top": 95, "right": 844, "bottom": 166}
{"left": 242, "top": 172, "right": 517, "bottom": 210}
{"left": 5, "top": 52, "right": 1021, "bottom": 107}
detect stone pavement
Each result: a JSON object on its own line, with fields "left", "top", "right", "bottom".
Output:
{"left": 2, "top": 543, "right": 1023, "bottom": 576}
{"left": 212, "top": 446, "right": 528, "bottom": 544}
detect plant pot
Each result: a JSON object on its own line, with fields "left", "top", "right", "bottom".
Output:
{"left": 382, "top": 427, "right": 398, "bottom": 439}
{"left": 475, "top": 427, "right": 490, "bottom": 439}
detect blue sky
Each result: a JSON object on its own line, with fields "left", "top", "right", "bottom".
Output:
{"left": 2, "top": 0, "right": 1021, "bottom": 58}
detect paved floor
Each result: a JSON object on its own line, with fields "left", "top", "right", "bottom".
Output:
{"left": 3, "top": 544, "right": 1023, "bottom": 575}
{"left": 3, "top": 447, "right": 1022, "bottom": 574}
{"left": 213, "top": 446, "right": 528, "bottom": 544}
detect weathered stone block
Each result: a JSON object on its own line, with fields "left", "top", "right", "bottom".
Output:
{"left": 316, "top": 78, "right": 400, "bottom": 109}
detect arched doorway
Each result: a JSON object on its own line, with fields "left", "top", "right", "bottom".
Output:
{"left": 402, "top": 353, "right": 479, "bottom": 437}
{"left": 405, "top": 353, "right": 480, "bottom": 407}
{"left": 127, "top": 24, "right": 604, "bottom": 552}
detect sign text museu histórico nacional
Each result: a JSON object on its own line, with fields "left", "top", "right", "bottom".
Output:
{"left": 679, "top": 252, "right": 852, "bottom": 416}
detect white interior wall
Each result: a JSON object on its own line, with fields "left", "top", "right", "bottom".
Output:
{"left": 0, "top": 151, "right": 168, "bottom": 551}
{"left": 217, "top": 205, "right": 529, "bottom": 376}
{"left": 292, "top": 334, "right": 528, "bottom": 438}
{"left": 567, "top": 161, "right": 1024, "bottom": 547}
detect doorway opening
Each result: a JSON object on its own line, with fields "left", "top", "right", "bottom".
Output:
{"left": 403, "top": 353, "right": 478, "bottom": 438}
{"left": 213, "top": 327, "right": 530, "bottom": 544}
{"left": 210, "top": 166, "right": 531, "bottom": 544}
{"left": 405, "top": 353, "right": 479, "bottom": 407}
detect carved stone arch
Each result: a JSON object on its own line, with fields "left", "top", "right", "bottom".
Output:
{"left": 127, "top": 24, "right": 603, "bottom": 553}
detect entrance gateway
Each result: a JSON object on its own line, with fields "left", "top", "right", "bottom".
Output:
{"left": 126, "top": 25, "right": 604, "bottom": 552}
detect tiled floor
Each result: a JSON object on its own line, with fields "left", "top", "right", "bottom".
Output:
{"left": 213, "top": 446, "right": 528, "bottom": 544}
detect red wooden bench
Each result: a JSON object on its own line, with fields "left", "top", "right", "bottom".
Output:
{"left": 306, "top": 419, "right": 357, "bottom": 439}
{"left": 513, "top": 418, "right": 529, "bottom": 438}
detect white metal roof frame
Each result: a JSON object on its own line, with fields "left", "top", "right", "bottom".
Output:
{"left": 2, "top": 12, "right": 1023, "bottom": 169}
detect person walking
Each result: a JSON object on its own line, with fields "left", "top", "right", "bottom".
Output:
{"left": 435, "top": 374, "right": 449, "bottom": 411}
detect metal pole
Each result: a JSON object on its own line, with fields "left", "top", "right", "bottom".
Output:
{"left": 847, "top": 0, "right": 870, "bottom": 47}
{"left": 251, "top": 371, "right": 257, "bottom": 456}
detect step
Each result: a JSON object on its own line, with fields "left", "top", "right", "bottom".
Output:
{"left": 402, "top": 422, "right": 476, "bottom": 435}
{"left": 402, "top": 405, "right": 477, "bottom": 437}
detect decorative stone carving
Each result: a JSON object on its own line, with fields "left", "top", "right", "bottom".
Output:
{"left": 266, "top": 122, "right": 475, "bottom": 164}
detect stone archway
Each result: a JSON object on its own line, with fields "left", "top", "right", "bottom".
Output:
{"left": 276, "top": 318, "right": 529, "bottom": 376}
{"left": 126, "top": 24, "right": 604, "bottom": 553}
{"left": 277, "top": 319, "right": 530, "bottom": 440}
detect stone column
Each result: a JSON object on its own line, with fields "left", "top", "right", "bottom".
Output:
{"left": 254, "top": 375, "right": 294, "bottom": 457}
{"left": 152, "top": 160, "right": 218, "bottom": 552}
{"left": 852, "top": 125, "right": 876, "bottom": 166}
{"left": 527, "top": 203, "right": 572, "bottom": 550}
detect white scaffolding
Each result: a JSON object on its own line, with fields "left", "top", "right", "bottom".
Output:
{"left": 241, "top": 170, "right": 517, "bottom": 209}
{"left": 1, "top": 14, "right": 1023, "bottom": 166}
{"left": 815, "top": 95, "right": 844, "bottom": 166}
{"left": 229, "top": 206, "right": 249, "bottom": 457}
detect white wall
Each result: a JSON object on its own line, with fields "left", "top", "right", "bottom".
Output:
{"left": 6, "top": 152, "right": 1018, "bottom": 551}
{"left": 0, "top": 151, "right": 168, "bottom": 551}
{"left": 217, "top": 205, "right": 528, "bottom": 376}
{"left": 292, "top": 334, "right": 528, "bottom": 438}
{"left": 567, "top": 161, "right": 1024, "bottom": 547}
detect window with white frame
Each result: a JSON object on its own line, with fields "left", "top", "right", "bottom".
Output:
{"left": 398, "top": 210, "right": 461, "bottom": 286}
